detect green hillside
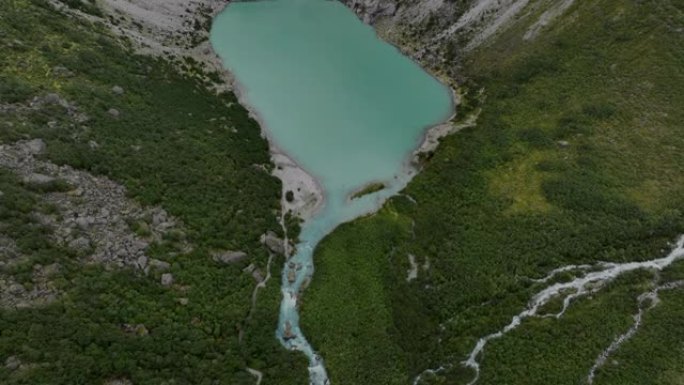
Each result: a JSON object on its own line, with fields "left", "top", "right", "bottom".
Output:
{"left": 0, "top": 0, "right": 307, "bottom": 383}
{"left": 302, "top": 1, "right": 684, "bottom": 384}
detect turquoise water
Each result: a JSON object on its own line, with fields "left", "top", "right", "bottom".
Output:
{"left": 211, "top": 0, "right": 453, "bottom": 383}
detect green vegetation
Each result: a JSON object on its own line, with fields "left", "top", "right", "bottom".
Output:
{"left": 0, "top": 0, "right": 307, "bottom": 383}
{"left": 2, "top": 0, "right": 281, "bottom": 251}
{"left": 475, "top": 270, "right": 656, "bottom": 385}
{"left": 0, "top": 169, "right": 74, "bottom": 276}
{"left": 350, "top": 182, "right": 386, "bottom": 200}
{"left": 3, "top": 0, "right": 683, "bottom": 383}
{"left": 303, "top": 208, "right": 417, "bottom": 384}
{"left": 302, "top": 1, "right": 684, "bottom": 384}
{"left": 592, "top": 284, "right": 684, "bottom": 385}
{"left": 56, "top": 0, "right": 102, "bottom": 16}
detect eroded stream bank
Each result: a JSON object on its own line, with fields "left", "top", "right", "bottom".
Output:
{"left": 210, "top": 0, "right": 455, "bottom": 383}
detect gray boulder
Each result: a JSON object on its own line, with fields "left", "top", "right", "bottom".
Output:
{"left": 151, "top": 210, "right": 169, "bottom": 226}
{"left": 5, "top": 355, "right": 21, "bottom": 371}
{"left": 252, "top": 268, "right": 264, "bottom": 283}
{"left": 112, "top": 85, "right": 125, "bottom": 95}
{"left": 23, "top": 173, "right": 55, "bottom": 185}
{"left": 52, "top": 65, "right": 74, "bottom": 78}
{"left": 213, "top": 250, "right": 248, "bottom": 264}
{"left": 20, "top": 139, "right": 46, "bottom": 155}
{"left": 161, "top": 273, "right": 174, "bottom": 287}
{"left": 40, "top": 93, "right": 68, "bottom": 107}
{"left": 261, "top": 231, "right": 285, "bottom": 255}
{"left": 283, "top": 321, "right": 296, "bottom": 340}
{"left": 75, "top": 216, "right": 95, "bottom": 230}
{"left": 68, "top": 236, "right": 91, "bottom": 251}
{"left": 136, "top": 255, "right": 148, "bottom": 270}
{"left": 8, "top": 283, "right": 25, "bottom": 295}
{"left": 148, "top": 259, "right": 170, "bottom": 271}
{"left": 107, "top": 108, "right": 120, "bottom": 118}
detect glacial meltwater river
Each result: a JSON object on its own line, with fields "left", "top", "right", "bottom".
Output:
{"left": 210, "top": 0, "right": 453, "bottom": 383}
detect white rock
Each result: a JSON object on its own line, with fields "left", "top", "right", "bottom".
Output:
{"left": 213, "top": 250, "right": 248, "bottom": 264}
{"left": 136, "top": 255, "right": 148, "bottom": 270}
{"left": 21, "top": 139, "right": 46, "bottom": 155}
{"left": 161, "top": 273, "right": 174, "bottom": 286}
{"left": 23, "top": 173, "right": 55, "bottom": 185}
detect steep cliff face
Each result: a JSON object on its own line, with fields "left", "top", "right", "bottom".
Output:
{"left": 342, "top": 0, "right": 577, "bottom": 80}
{"left": 342, "top": 0, "right": 467, "bottom": 79}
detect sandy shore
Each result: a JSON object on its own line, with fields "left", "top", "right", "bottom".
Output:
{"left": 222, "top": 77, "right": 325, "bottom": 221}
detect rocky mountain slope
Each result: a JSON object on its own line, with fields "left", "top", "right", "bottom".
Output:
{"left": 343, "top": 0, "right": 578, "bottom": 80}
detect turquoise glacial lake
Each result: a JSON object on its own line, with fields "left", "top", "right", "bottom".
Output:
{"left": 211, "top": 0, "right": 453, "bottom": 383}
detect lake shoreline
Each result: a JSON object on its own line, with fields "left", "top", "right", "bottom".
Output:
{"left": 219, "top": 75, "right": 327, "bottom": 221}
{"left": 212, "top": 0, "right": 458, "bottom": 222}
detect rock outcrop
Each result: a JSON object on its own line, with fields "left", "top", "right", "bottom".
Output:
{"left": 49, "top": 0, "right": 235, "bottom": 92}
{"left": 5, "top": 356, "right": 21, "bottom": 371}
{"left": 212, "top": 250, "right": 249, "bottom": 264}
{"left": 0, "top": 138, "right": 190, "bottom": 309}
{"left": 243, "top": 263, "right": 265, "bottom": 283}
{"left": 0, "top": 139, "right": 188, "bottom": 269}
{"left": 0, "top": 263, "right": 61, "bottom": 309}
{"left": 161, "top": 273, "right": 174, "bottom": 287}
{"left": 260, "top": 231, "right": 286, "bottom": 256}
{"left": 341, "top": 0, "right": 579, "bottom": 77}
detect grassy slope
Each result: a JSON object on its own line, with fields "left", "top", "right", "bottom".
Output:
{"left": 0, "top": 0, "right": 307, "bottom": 383}
{"left": 302, "top": 0, "right": 684, "bottom": 384}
